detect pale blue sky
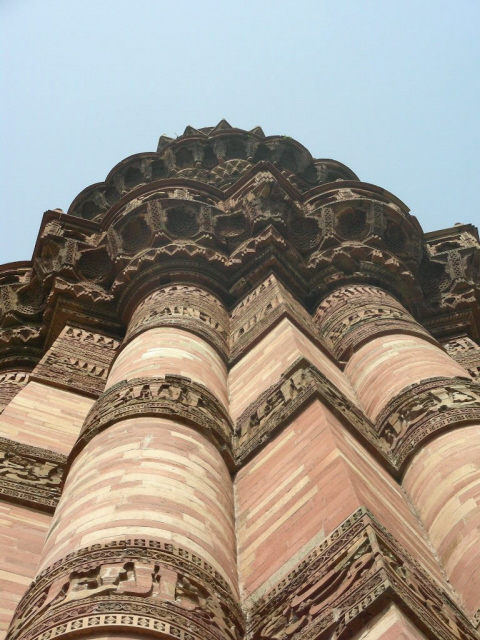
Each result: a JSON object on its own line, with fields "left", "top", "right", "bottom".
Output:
{"left": 2, "top": 0, "right": 479, "bottom": 264}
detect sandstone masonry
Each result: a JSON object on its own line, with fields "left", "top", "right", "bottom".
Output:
{"left": 1, "top": 121, "right": 479, "bottom": 640}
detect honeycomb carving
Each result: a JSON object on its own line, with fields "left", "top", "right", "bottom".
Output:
{"left": 166, "top": 206, "right": 201, "bottom": 238}
{"left": 336, "top": 208, "right": 367, "bottom": 239}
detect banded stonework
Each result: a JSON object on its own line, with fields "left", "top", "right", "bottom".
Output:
{"left": 1, "top": 122, "right": 479, "bottom": 640}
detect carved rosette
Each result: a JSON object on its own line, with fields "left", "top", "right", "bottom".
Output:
{"left": 375, "top": 377, "right": 480, "bottom": 470}
{"left": 124, "top": 284, "right": 230, "bottom": 358}
{"left": 248, "top": 508, "right": 477, "bottom": 640}
{"left": 8, "top": 539, "right": 244, "bottom": 640}
{"left": 72, "top": 374, "right": 234, "bottom": 468}
{"left": 0, "top": 437, "right": 65, "bottom": 511}
{"left": 315, "top": 285, "right": 432, "bottom": 360}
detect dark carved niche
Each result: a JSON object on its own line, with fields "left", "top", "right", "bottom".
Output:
{"left": 278, "top": 147, "right": 299, "bottom": 173}
{"left": 336, "top": 207, "right": 367, "bottom": 239}
{"left": 80, "top": 199, "right": 100, "bottom": 220}
{"left": 120, "top": 216, "right": 152, "bottom": 254}
{"left": 175, "top": 146, "right": 194, "bottom": 168}
{"left": 77, "top": 247, "right": 112, "bottom": 283}
{"left": 166, "top": 206, "right": 200, "bottom": 238}
{"left": 202, "top": 145, "right": 218, "bottom": 169}
{"left": 252, "top": 143, "right": 271, "bottom": 163}
{"left": 385, "top": 221, "right": 407, "bottom": 252}
{"left": 225, "top": 138, "right": 247, "bottom": 160}
{"left": 151, "top": 159, "right": 167, "bottom": 180}
{"left": 123, "top": 166, "right": 144, "bottom": 189}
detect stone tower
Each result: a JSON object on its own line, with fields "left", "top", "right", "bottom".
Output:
{"left": 1, "top": 121, "right": 479, "bottom": 640}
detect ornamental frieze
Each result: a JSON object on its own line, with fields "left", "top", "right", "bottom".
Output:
{"left": 248, "top": 508, "right": 478, "bottom": 640}
{"left": 376, "top": 377, "right": 480, "bottom": 470}
{"left": 31, "top": 326, "right": 120, "bottom": 397}
{"left": 234, "top": 358, "right": 386, "bottom": 469}
{"left": 314, "top": 285, "right": 431, "bottom": 359}
{"left": 8, "top": 538, "right": 243, "bottom": 640}
{"left": 75, "top": 374, "right": 234, "bottom": 468}
{"left": 442, "top": 336, "right": 480, "bottom": 380}
{"left": 125, "top": 284, "right": 229, "bottom": 357}
{"left": 229, "top": 275, "right": 328, "bottom": 363}
{"left": 0, "top": 437, "right": 66, "bottom": 511}
{"left": 0, "top": 370, "right": 30, "bottom": 413}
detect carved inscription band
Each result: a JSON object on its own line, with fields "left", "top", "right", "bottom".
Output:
{"left": 234, "top": 357, "right": 385, "bottom": 469}
{"left": 8, "top": 538, "right": 244, "bottom": 640}
{"left": 376, "top": 376, "right": 480, "bottom": 471}
{"left": 0, "top": 437, "right": 65, "bottom": 512}
{"left": 72, "top": 374, "right": 234, "bottom": 468}
{"left": 124, "top": 285, "right": 229, "bottom": 358}
{"left": 315, "top": 285, "right": 433, "bottom": 359}
{"left": 249, "top": 508, "right": 477, "bottom": 640}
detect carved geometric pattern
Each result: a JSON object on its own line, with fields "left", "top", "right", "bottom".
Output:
{"left": 74, "top": 374, "right": 234, "bottom": 469}
{"left": 376, "top": 376, "right": 480, "bottom": 470}
{"left": 234, "top": 357, "right": 387, "bottom": 469}
{"left": 125, "top": 284, "right": 229, "bottom": 358}
{"left": 31, "top": 326, "right": 120, "bottom": 397}
{"left": 249, "top": 508, "right": 478, "bottom": 640}
{"left": 0, "top": 437, "right": 66, "bottom": 512}
{"left": 315, "top": 285, "right": 432, "bottom": 360}
{"left": 8, "top": 538, "right": 243, "bottom": 640}
{"left": 0, "top": 370, "right": 29, "bottom": 413}
{"left": 442, "top": 336, "right": 480, "bottom": 380}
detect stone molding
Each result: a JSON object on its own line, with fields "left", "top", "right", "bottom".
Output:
{"left": 375, "top": 376, "right": 480, "bottom": 472}
{"left": 0, "top": 370, "right": 30, "bottom": 413}
{"left": 234, "top": 357, "right": 390, "bottom": 470}
{"left": 314, "top": 285, "right": 433, "bottom": 360}
{"left": 248, "top": 507, "right": 478, "bottom": 640}
{"left": 123, "top": 284, "right": 229, "bottom": 359}
{"left": 0, "top": 437, "right": 65, "bottom": 512}
{"left": 7, "top": 538, "right": 243, "bottom": 640}
{"left": 72, "top": 374, "right": 234, "bottom": 469}
{"left": 229, "top": 275, "right": 330, "bottom": 364}
{"left": 30, "top": 325, "right": 120, "bottom": 397}
{"left": 441, "top": 335, "right": 480, "bottom": 380}
{"left": 6, "top": 368, "right": 480, "bottom": 509}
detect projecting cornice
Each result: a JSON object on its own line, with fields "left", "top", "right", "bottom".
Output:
{"left": 0, "top": 123, "right": 479, "bottom": 370}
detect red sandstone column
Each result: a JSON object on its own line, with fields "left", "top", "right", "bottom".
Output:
{"left": 315, "top": 284, "right": 480, "bottom": 618}
{"left": 9, "top": 285, "right": 242, "bottom": 640}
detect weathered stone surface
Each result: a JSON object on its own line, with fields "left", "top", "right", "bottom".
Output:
{"left": 2, "top": 125, "right": 480, "bottom": 640}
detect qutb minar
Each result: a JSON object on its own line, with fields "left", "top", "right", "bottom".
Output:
{"left": 0, "top": 121, "right": 479, "bottom": 639}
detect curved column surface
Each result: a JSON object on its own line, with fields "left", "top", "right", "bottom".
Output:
{"left": 403, "top": 425, "right": 480, "bottom": 616}
{"left": 316, "top": 284, "right": 480, "bottom": 619}
{"left": 8, "top": 287, "right": 241, "bottom": 640}
{"left": 345, "top": 334, "right": 469, "bottom": 421}
{"left": 107, "top": 327, "right": 228, "bottom": 409}
{"left": 38, "top": 418, "right": 237, "bottom": 590}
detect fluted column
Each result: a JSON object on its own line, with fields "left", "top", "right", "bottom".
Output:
{"left": 9, "top": 285, "right": 242, "bottom": 640}
{"left": 315, "top": 284, "right": 480, "bottom": 617}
